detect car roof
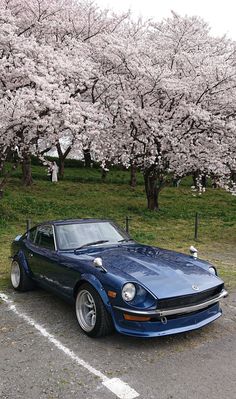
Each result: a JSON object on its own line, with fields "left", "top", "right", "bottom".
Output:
{"left": 53, "top": 218, "right": 113, "bottom": 226}
{"left": 32, "top": 218, "right": 114, "bottom": 227}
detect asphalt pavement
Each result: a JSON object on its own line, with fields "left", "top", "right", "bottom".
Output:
{"left": 0, "top": 289, "right": 236, "bottom": 399}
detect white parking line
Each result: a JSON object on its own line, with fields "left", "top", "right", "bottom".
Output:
{"left": 0, "top": 292, "right": 139, "bottom": 399}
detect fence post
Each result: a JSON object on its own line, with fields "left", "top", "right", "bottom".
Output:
{"left": 26, "top": 219, "right": 31, "bottom": 232}
{"left": 125, "top": 216, "right": 131, "bottom": 233}
{"left": 194, "top": 212, "right": 199, "bottom": 241}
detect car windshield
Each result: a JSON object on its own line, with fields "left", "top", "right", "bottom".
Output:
{"left": 55, "top": 221, "right": 130, "bottom": 250}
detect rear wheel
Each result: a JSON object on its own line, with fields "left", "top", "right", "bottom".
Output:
{"left": 10, "top": 260, "right": 35, "bottom": 291}
{"left": 75, "top": 283, "right": 113, "bottom": 337}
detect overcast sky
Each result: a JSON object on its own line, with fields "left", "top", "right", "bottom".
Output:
{"left": 95, "top": 0, "right": 236, "bottom": 40}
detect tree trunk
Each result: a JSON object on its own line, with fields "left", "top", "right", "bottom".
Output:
{"left": 130, "top": 163, "right": 137, "bottom": 188}
{"left": 202, "top": 174, "right": 207, "bottom": 188}
{"left": 144, "top": 171, "right": 160, "bottom": 211}
{"left": 58, "top": 157, "right": 65, "bottom": 179}
{"left": 83, "top": 148, "right": 92, "bottom": 168}
{"left": 193, "top": 171, "right": 207, "bottom": 188}
{"left": 101, "top": 168, "right": 107, "bottom": 181}
{"left": 6, "top": 150, "right": 13, "bottom": 161}
{"left": 22, "top": 155, "right": 33, "bottom": 186}
{"left": 212, "top": 177, "right": 218, "bottom": 189}
{"left": 192, "top": 172, "right": 198, "bottom": 187}
{"left": 0, "top": 161, "right": 5, "bottom": 177}
{"left": 0, "top": 162, "right": 18, "bottom": 198}
{"left": 232, "top": 171, "right": 236, "bottom": 183}
{"left": 56, "top": 143, "right": 71, "bottom": 179}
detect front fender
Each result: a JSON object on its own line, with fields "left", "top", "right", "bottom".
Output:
{"left": 76, "top": 273, "right": 113, "bottom": 315}
{"left": 13, "top": 249, "right": 31, "bottom": 275}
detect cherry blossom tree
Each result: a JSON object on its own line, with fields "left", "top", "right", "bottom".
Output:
{"left": 160, "top": 14, "right": 236, "bottom": 192}
{"left": 1, "top": 2, "right": 235, "bottom": 208}
{"left": 0, "top": 5, "right": 91, "bottom": 184}
{"left": 0, "top": 0, "right": 129, "bottom": 180}
{"left": 92, "top": 13, "right": 236, "bottom": 209}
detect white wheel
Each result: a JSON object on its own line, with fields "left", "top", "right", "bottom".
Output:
{"left": 11, "top": 261, "right": 21, "bottom": 289}
{"left": 10, "top": 259, "right": 35, "bottom": 291}
{"left": 76, "top": 289, "right": 97, "bottom": 332}
{"left": 75, "top": 283, "right": 114, "bottom": 337}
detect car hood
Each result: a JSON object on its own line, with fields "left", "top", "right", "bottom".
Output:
{"left": 88, "top": 244, "right": 223, "bottom": 298}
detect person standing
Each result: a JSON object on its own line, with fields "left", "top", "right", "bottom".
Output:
{"left": 51, "top": 161, "right": 59, "bottom": 182}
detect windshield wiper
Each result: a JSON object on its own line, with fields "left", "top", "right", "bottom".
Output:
{"left": 118, "top": 238, "right": 134, "bottom": 243}
{"left": 74, "top": 240, "right": 109, "bottom": 252}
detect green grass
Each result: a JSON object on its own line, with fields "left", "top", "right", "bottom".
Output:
{"left": 0, "top": 165, "right": 236, "bottom": 289}
{"left": 7, "top": 162, "right": 145, "bottom": 185}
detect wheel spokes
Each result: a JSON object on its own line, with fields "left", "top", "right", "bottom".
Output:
{"left": 91, "top": 313, "right": 96, "bottom": 326}
{"left": 76, "top": 289, "right": 97, "bottom": 332}
{"left": 84, "top": 302, "right": 94, "bottom": 309}
{"left": 86, "top": 293, "right": 94, "bottom": 304}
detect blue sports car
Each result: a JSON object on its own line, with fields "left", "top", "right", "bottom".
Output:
{"left": 10, "top": 219, "right": 228, "bottom": 338}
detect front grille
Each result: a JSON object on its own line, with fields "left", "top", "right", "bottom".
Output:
{"left": 157, "top": 284, "right": 224, "bottom": 310}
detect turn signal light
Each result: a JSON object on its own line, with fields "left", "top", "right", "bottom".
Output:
{"left": 123, "top": 314, "right": 151, "bottom": 322}
{"left": 108, "top": 290, "right": 117, "bottom": 298}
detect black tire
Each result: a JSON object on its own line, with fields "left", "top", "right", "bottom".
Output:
{"left": 75, "top": 283, "right": 114, "bottom": 337}
{"left": 10, "top": 259, "right": 35, "bottom": 292}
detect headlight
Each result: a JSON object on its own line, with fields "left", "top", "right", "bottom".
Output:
{"left": 122, "top": 283, "right": 136, "bottom": 302}
{"left": 209, "top": 266, "right": 216, "bottom": 275}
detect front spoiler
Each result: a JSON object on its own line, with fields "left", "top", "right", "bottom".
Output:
{"left": 113, "top": 308, "right": 222, "bottom": 338}
{"left": 113, "top": 289, "right": 228, "bottom": 318}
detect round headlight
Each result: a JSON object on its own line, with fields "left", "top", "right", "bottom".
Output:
{"left": 122, "top": 283, "right": 136, "bottom": 302}
{"left": 209, "top": 266, "right": 216, "bottom": 275}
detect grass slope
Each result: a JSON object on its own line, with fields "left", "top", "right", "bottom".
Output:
{"left": 0, "top": 165, "right": 235, "bottom": 290}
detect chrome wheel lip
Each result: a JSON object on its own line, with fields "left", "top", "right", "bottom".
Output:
{"left": 11, "top": 261, "right": 21, "bottom": 288}
{"left": 76, "top": 289, "right": 97, "bottom": 332}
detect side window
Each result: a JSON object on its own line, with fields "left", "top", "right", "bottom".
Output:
{"left": 35, "top": 225, "right": 55, "bottom": 251}
{"left": 28, "top": 227, "right": 37, "bottom": 243}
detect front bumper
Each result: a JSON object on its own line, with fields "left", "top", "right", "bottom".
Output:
{"left": 111, "top": 289, "right": 228, "bottom": 338}
{"left": 114, "top": 289, "right": 228, "bottom": 317}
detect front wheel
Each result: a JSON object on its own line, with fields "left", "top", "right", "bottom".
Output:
{"left": 10, "top": 260, "right": 35, "bottom": 291}
{"left": 75, "top": 283, "right": 113, "bottom": 337}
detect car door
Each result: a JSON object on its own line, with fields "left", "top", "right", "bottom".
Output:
{"left": 25, "top": 224, "right": 60, "bottom": 290}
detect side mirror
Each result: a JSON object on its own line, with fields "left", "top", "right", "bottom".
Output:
{"left": 14, "top": 235, "right": 22, "bottom": 242}
{"left": 93, "top": 257, "right": 107, "bottom": 273}
{"left": 189, "top": 245, "right": 198, "bottom": 259}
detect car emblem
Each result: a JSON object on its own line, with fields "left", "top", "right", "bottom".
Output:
{"left": 192, "top": 284, "right": 199, "bottom": 291}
